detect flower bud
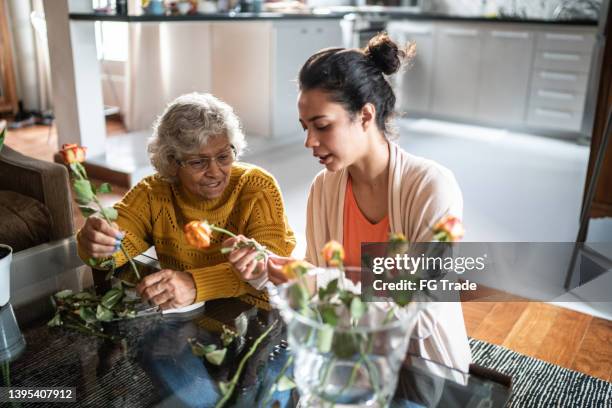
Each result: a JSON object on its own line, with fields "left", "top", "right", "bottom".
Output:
{"left": 321, "top": 240, "right": 345, "bottom": 267}
{"left": 432, "top": 215, "right": 464, "bottom": 242}
{"left": 184, "top": 220, "right": 213, "bottom": 249}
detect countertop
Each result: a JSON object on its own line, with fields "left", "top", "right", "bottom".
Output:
{"left": 69, "top": 8, "right": 598, "bottom": 26}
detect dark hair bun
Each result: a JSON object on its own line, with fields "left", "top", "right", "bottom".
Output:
{"left": 364, "top": 33, "right": 405, "bottom": 75}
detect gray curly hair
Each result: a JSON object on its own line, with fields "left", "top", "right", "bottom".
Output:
{"left": 148, "top": 93, "right": 247, "bottom": 182}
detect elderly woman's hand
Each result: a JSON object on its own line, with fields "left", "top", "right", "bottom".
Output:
{"left": 223, "top": 235, "right": 267, "bottom": 281}
{"left": 136, "top": 269, "right": 196, "bottom": 310}
{"left": 78, "top": 216, "right": 125, "bottom": 258}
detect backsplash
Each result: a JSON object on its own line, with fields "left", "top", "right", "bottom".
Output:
{"left": 428, "top": 0, "right": 601, "bottom": 20}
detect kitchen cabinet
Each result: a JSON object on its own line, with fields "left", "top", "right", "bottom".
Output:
{"left": 272, "top": 21, "right": 343, "bottom": 139}
{"left": 431, "top": 24, "right": 482, "bottom": 120}
{"left": 526, "top": 29, "right": 596, "bottom": 132}
{"left": 387, "top": 21, "right": 435, "bottom": 114}
{"left": 211, "top": 20, "right": 342, "bottom": 139}
{"left": 475, "top": 26, "right": 534, "bottom": 126}
{"left": 389, "top": 19, "right": 597, "bottom": 134}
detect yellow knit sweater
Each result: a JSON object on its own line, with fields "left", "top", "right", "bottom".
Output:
{"left": 77, "top": 163, "right": 295, "bottom": 306}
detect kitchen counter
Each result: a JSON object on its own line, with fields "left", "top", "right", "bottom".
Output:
{"left": 69, "top": 9, "right": 598, "bottom": 26}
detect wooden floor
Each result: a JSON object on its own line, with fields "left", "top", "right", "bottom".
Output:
{"left": 463, "top": 301, "right": 612, "bottom": 381}
{"left": 4, "top": 119, "right": 612, "bottom": 382}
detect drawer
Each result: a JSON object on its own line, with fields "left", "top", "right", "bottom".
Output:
{"left": 529, "top": 87, "right": 586, "bottom": 111}
{"left": 534, "top": 50, "right": 592, "bottom": 73}
{"left": 536, "top": 31, "right": 596, "bottom": 53}
{"left": 531, "top": 69, "right": 589, "bottom": 92}
{"left": 526, "top": 106, "right": 583, "bottom": 132}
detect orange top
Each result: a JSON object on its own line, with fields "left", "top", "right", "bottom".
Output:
{"left": 343, "top": 176, "right": 389, "bottom": 268}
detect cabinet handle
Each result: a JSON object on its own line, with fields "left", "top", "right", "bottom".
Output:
{"left": 539, "top": 71, "right": 578, "bottom": 81}
{"left": 491, "top": 31, "right": 529, "bottom": 39}
{"left": 301, "top": 28, "right": 308, "bottom": 34}
{"left": 542, "top": 52, "right": 581, "bottom": 61}
{"left": 545, "top": 33, "right": 585, "bottom": 41}
{"left": 535, "top": 108, "right": 572, "bottom": 118}
{"left": 537, "top": 89, "right": 575, "bottom": 100}
{"left": 444, "top": 28, "right": 478, "bottom": 37}
{"left": 316, "top": 27, "right": 323, "bottom": 34}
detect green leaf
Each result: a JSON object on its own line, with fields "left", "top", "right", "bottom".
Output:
{"left": 288, "top": 283, "right": 309, "bottom": 311}
{"left": 189, "top": 340, "right": 217, "bottom": 357}
{"left": 100, "top": 287, "right": 123, "bottom": 309}
{"left": 73, "top": 179, "right": 94, "bottom": 205}
{"left": 276, "top": 375, "right": 296, "bottom": 392}
{"left": 101, "top": 207, "right": 118, "bottom": 221}
{"left": 317, "top": 324, "right": 334, "bottom": 353}
{"left": 350, "top": 297, "right": 367, "bottom": 322}
{"left": 331, "top": 332, "right": 362, "bottom": 359}
{"left": 87, "top": 258, "right": 98, "bottom": 266}
{"left": 318, "top": 278, "right": 338, "bottom": 301}
{"left": 98, "top": 183, "right": 112, "bottom": 194}
{"left": 78, "top": 205, "right": 98, "bottom": 217}
{"left": 69, "top": 162, "right": 88, "bottom": 179}
{"left": 98, "top": 258, "right": 116, "bottom": 270}
{"left": 96, "top": 305, "right": 114, "bottom": 322}
{"left": 79, "top": 306, "right": 97, "bottom": 324}
{"left": 74, "top": 291, "right": 96, "bottom": 301}
{"left": 338, "top": 290, "right": 354, "bottom": 308}
{"left": 54, "top": 289, "right": 74, "bottom": 299}
{"left": 320, "top": 305, "right": 338, "bottom": 326}
{"left": 391, "top": 276, "right": 414, "bottom": 307}
{"left": 221, "top": 326, "right": 237, "bottom": 347}
{"left": 0, "top": 127, "right": 5, "bottom": 152}
{"left": 205, "top": 348, "right": 227, "bottom": 366}
{"left": 47, "top": 313, "right": 62, "bottom": 327}
{"left": 218, "top": 381, "right": 230, "bottom": 395}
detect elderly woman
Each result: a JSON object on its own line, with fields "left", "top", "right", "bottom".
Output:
{"left": 77, "top": 93, "right": 296, "bottom": 309}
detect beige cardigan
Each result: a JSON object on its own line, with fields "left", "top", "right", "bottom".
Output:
{"left": 304, "top": 141, "right": 472, "bottom": 373}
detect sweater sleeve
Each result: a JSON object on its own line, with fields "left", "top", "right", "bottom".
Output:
{"left": 409, "top": 166, "right": 464, "bottom": 243}
{"left": 304, "top": 178, "right": 319, "bottom": 265}
{"left": 77, "top": 180, "right": 153, "bottom": 269}
{"left": 189, "top": 262, "right": 257, "bottom": 303}
{"left": 244, "top": 174, "right": 296, "bottom": 258}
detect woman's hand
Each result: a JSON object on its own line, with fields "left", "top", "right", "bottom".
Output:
{"left": 136, "top": 269, "right": 196, "bottom": 310}
{"left": 223, "top": 235, "right": 266, "bottom": 280}
{"left": 266, "top": 255, "right": 295, "bottom": 284}
{"left": 78, "top": 216, "right": 124, "bottom": 258}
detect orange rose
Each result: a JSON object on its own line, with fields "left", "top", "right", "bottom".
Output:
{"left": 282, "top": 260, "right": 311, "bottom": 280}
{"left": 432, "top": 215, "right": 464, "bottom": 242}
{"left": 60, "top": 143, "right": 87, "bottom": 164}
{"left": 388, "top": 232, "right": 409, "bottom": 255}
{"left": 184, "top": 220, "right": 213, "bottom": 249}
{"left": 321, "top": 240, "right": 345, "bottom": 267}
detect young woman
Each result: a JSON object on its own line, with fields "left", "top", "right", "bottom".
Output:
{"left": 226, "top": 33, "right": 471, "bottom": 373}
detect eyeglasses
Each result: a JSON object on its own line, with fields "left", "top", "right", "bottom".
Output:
{"left": 177, "top": 146, "right": 237, "bottom": 172}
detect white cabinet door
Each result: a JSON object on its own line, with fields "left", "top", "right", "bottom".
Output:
{"left": 272, "top": 20, "right": 342, "bottom": 139}
{"left": 431, "top": 24, "right": 482, "bottom": 120}
{"left": 475, "top": 27, "right": 534, "bottom": 125}
{"left": 388, "top": 21, "right": 435, "bottom": 114}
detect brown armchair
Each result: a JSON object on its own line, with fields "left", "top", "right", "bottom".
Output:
{"left": 0, "top": 145, "right": 74, "bottom": 251}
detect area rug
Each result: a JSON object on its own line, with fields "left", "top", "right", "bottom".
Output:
{"left": 470, "top": 338, "right": 612, "bottom": 407}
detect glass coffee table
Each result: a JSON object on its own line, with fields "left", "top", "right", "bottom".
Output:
{"left": 4, "top": 239, "right": 511, "bottom": 407}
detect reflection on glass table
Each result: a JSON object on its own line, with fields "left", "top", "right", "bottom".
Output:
{"left": 6, "top": 243, "right": 511, "bottom": 407}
